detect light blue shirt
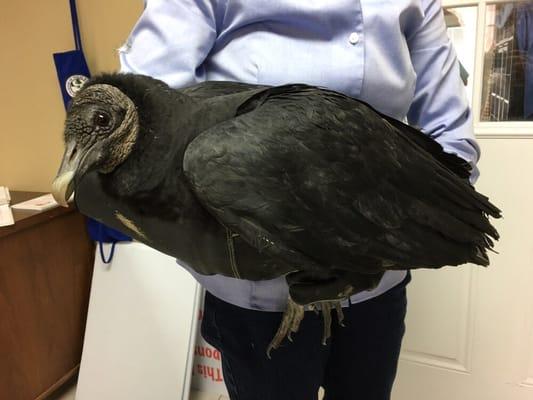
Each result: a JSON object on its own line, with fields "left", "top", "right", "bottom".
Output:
{"left": 119, "top": 0, "right": 480, "bottom": 311}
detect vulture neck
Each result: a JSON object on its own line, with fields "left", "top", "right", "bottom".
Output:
{"left": 105, "top": 87, "right": 265, "bottom": 202}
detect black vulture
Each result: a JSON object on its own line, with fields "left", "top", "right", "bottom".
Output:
{"left": 52, "top": 73, "right": 501, "bottom": 356}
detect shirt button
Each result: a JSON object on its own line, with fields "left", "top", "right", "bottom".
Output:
{"left": 349, "top": 32, "right": 360, "bottom": 45}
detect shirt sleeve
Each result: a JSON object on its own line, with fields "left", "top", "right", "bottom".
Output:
{"left": 118, "top": 0, "right": 218, "bottom": 88}
{"left": 406, "top": 0, "right": 480, "bottom": 183}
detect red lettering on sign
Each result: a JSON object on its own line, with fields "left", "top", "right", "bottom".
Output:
{"left": 195, "top": 345, "right": 222, "bottom": 360}
{"left": 195, "top": 346, "right": 205, "bottom": 357}
{"left": 215, "top": 367, "right": 224, "bottom": 382}
{"left": 194, "top": 363, "right": 225, "bottom": 382}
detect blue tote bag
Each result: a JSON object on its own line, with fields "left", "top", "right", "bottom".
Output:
{"left": 53, "top": 0, "right": 131, "bottom": 263}
{"left": 53, "top": 0, "right": 90, "bottom": 107}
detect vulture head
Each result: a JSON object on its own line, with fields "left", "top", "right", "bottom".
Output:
{"left": 52, "top": 82, "right": 139, "bottom": 206}
{"left": 52, "top": 74, "right": 193, "bottom": 206}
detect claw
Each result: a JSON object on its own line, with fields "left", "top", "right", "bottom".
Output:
{"left": 317, "top": 300, "right": 345, "bottom": 345}
{"left": 321, "top": 302, "right": 332, "bottom": 345}
{"left": 335, "top": 302, "right": 345, "bottom": 327}
{"left": 267, "top": 297, "right": 304, "bottom": 358}
{"left": 266, "top": 297, "right": 345, "bottom": 358}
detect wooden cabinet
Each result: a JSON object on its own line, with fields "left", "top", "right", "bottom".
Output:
{"left": 0, "top": 192, "right": 94, "bottom": 400}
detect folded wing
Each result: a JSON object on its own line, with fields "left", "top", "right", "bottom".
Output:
{"left": 183, "top": 85, "right": 501, "bottom": 276}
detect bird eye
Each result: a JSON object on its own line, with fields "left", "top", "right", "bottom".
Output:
{"left": 94, "top": 111, "right": 111, "bottom": 128}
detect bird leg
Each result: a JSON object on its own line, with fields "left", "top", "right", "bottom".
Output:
{"left": 267, "top": 297, "right": 304, "bottom": 358}
{"left": 317, "top": 300, "right": 344, "bottom": 344}
{"left": 321, "top": 302, "right": 332, "bottom": 345}
{"left": 335, "top": 301, "right": 345, "bottom": 327}
{"left": 266, "top": 297, "right": 346, "bottom": 358}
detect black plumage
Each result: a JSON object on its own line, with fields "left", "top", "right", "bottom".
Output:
{"left": 52, "top": 73, "right": 501, "bottom": 353}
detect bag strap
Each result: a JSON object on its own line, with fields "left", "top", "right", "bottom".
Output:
{"left": 97, "top": 221, "right": 117, "bottom": 264}
{"left": 69, "top": 0, "right": 83, "bottom": 52}
{"left": 99, "top": 240, "right": 117, "bottom": 264}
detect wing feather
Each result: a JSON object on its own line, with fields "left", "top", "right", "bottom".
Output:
{"left": 183, "top": 86, "right": 500, "bottom": 275}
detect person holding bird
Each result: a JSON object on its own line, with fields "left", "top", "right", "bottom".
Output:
{"left": 52, "top": 1, "right": 501, "bottom": 399}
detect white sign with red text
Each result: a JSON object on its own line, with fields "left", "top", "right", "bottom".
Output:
{"left": 191, "top": 293, "right": 230, "bottom": 397}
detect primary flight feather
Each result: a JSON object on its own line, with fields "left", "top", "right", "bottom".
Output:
{"left": 52, "top": 73, "right": 501, "bottom": 355}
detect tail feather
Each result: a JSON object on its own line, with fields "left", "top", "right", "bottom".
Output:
{"left": 472, "top": 245, "right": 490, "bottom": 267}
{"left": 425, "top": 185, "right": 500, "bottom": 240}
{"left": 433, "top": 169, "right": 502, "bottom": 218}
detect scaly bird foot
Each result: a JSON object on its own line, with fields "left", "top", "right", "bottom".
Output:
{"left": 266, "top": 298, "right": 346, "bottom": 358}
{"left": 317, "top": 300, "right": 344, "bottom": 345}
{"left": 267, "top": 297, "right": 304, "bottom": 358}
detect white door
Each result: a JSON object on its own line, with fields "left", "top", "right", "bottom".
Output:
{"left": 394, "top": 139, "right": 533, "bottom": 400}
{"left": 394, "top": 2, "right": 533, "bottom": 399}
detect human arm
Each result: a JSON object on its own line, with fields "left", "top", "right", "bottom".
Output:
{"left": 118, "top": 0, "right": 219, "bottom": 88}
{"left": 406, "top": 0, "right": 480, "bottom": 183}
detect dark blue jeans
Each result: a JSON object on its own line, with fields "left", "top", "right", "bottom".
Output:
{"left": 201, "top": 273, "right": 410, "bottom": 400}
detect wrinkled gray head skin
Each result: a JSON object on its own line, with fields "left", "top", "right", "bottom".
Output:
{"left": 52, "top": 84, "right": 139, "bottom": 206}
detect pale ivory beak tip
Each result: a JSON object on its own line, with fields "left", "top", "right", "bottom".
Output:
{"left": 52, "top": 171, "right": 75, "bottom": 207}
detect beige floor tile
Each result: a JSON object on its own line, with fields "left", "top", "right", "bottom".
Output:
{"left": 55, "top": 386, "right": 228, "bottom": 400}
{"left": 189, "top": 390, "right": 229, "bottom": 400}
{"left": 54, "top": 385, "right": 319, "bottom": 399}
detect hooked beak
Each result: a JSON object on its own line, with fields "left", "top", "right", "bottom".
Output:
{"left": 52, "top": 140, "right": 86, "bottom": 207}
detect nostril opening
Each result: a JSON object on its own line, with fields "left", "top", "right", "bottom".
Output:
{"left": 69, "top": 147, "right": 77, "bottom": 161}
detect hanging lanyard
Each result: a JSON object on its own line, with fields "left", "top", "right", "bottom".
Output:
{"left": 69, "top": 0, "right": 83, "bottom": 52}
